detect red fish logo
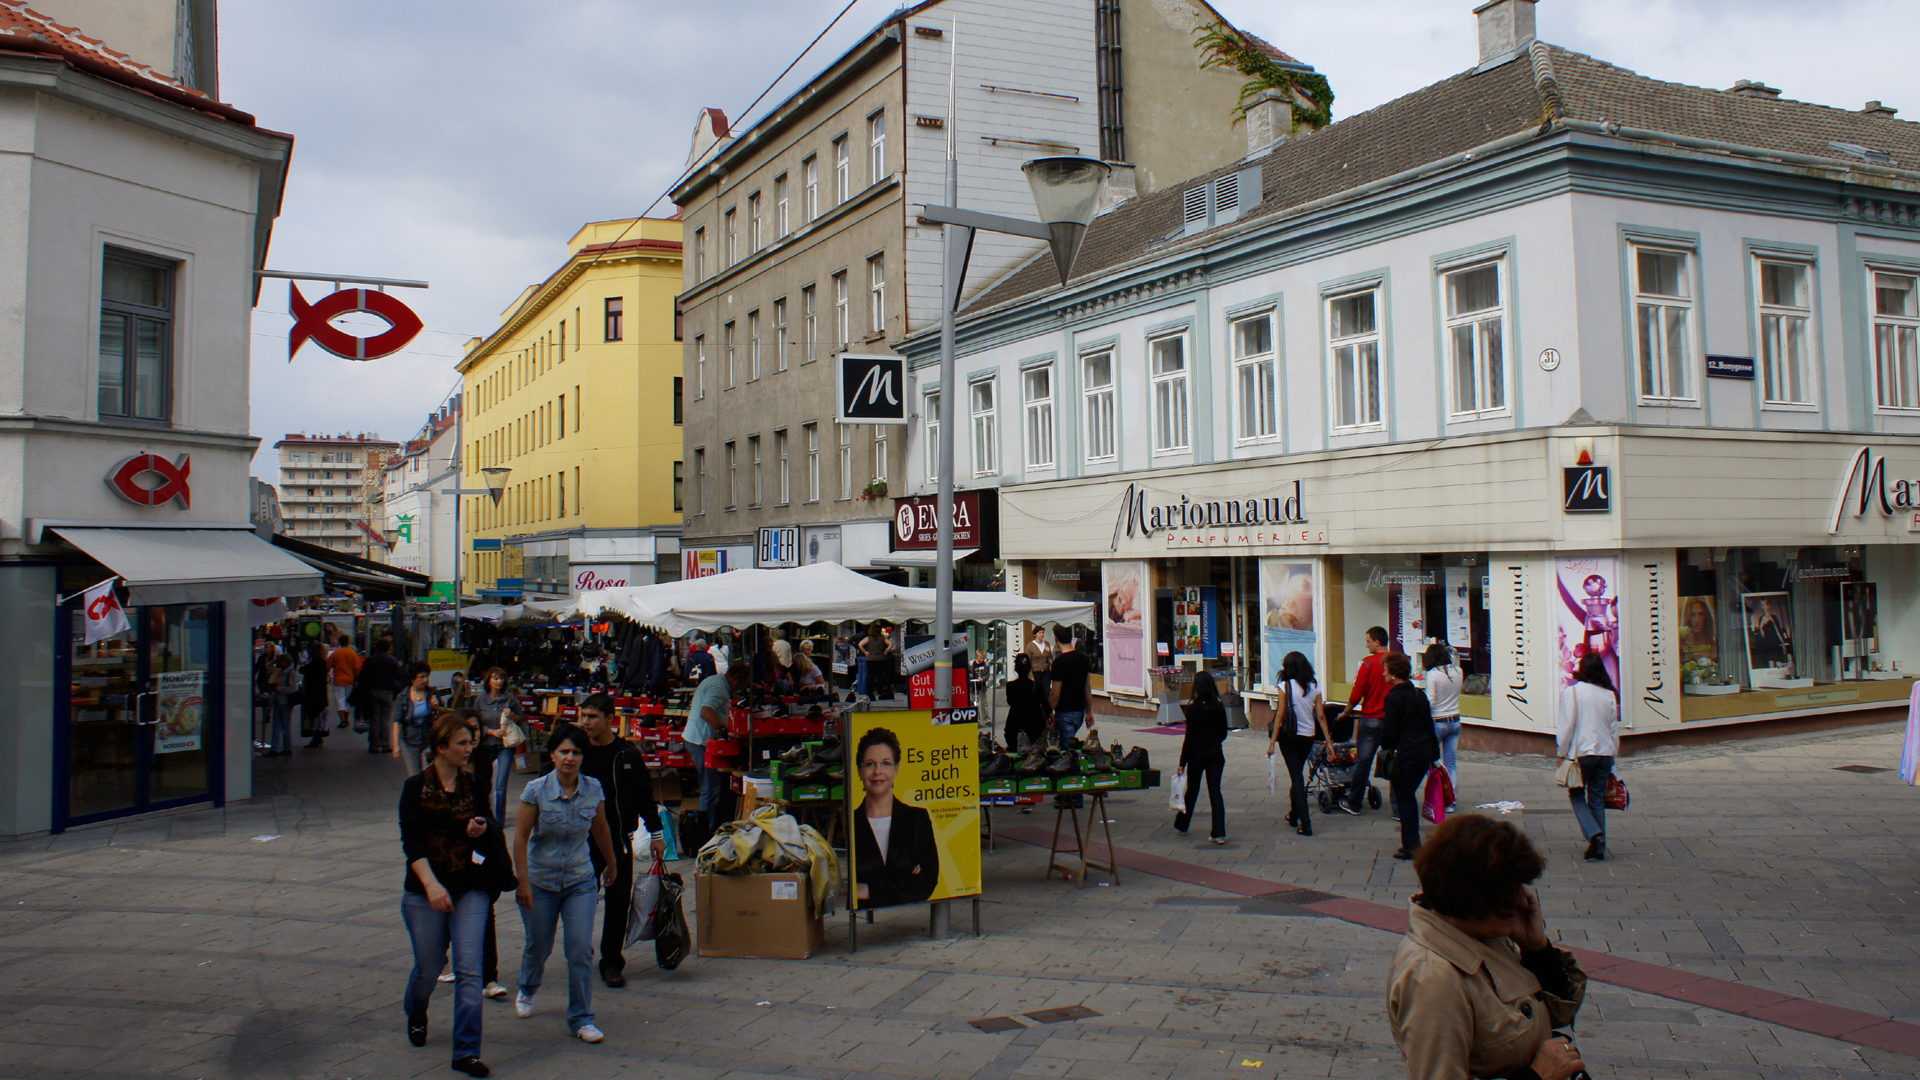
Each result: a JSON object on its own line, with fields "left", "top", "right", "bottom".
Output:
{"left": 289, "top": 282, "right": 425, "bottom": 360}
{"left": 107, "top": 453, "right": 191, "bottom": 508}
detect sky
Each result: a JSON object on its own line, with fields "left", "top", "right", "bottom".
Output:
{"left": 219, "top": 0, "right": 1920, "bottom": 475}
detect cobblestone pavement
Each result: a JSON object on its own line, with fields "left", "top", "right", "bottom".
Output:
{"left": 0, "top": 719, "right": 1916, "bottom": 1079}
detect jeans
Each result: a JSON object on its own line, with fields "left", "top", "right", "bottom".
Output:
{"left": 1345, "top": 716, "right": 1383, "bottom": 809}
{"left": 270, "top": 697, "right": 294, "bottom": 751}
{"left": 487, "top": 746, "right": 513, "bottom": 822}
{"left": 1276, "top": 733, "right": 1314, "bottom": 829}
{"left": 1433, "top": 717, "right": 1461, "bottom": 790}
{"left": 694, "top": 757, "right": 730, "bottom": 825}
{"left": 1176, "top": 757, "right": 1226, "bottom": 839}
{"left": 402, "top": 888, "right": 489, "bottom": 1060}
{"left": 590, "top": 838, "right": 634, "bottom": 974}
{"left": 518, "top": 876, "right": 599, "bottom": 1032}
{"left": 401, "top": 745, "right": 430, "bottom": 774}
{"left": 1391, "top": 757, "right": 1432, "bottom": 853}
{"left": 1053, "top": 709, "right": 1086, "bottom": 747}
{"left": 1569, "top": 754, "right": 1614, "bottom": 846}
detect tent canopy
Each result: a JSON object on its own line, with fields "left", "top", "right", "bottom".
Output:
{"left": 454, "top": 598, "right": 583, "bottom": 625}
{"left": 576, "top": 561, "right": 1094, "bottom": 636}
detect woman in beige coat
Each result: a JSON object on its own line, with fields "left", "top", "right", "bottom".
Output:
{"left": 1387, "top": 815, "right": 1590, "bottom": 1080}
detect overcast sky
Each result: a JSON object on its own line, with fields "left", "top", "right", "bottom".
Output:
{"left": 221, "top": 0, "right": 1918, "bottom": 475}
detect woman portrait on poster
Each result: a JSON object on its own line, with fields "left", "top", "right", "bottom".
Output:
{"left": 1747, "top": 595, "right": 1794, "bottom": 673}
{"left": 851, "top": 727, "right": 940, "bottom": 907}
{"left": 1679, "top": 598, "right": 1718, "bottom": 664}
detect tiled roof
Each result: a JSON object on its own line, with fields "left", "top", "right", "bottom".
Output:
{"left": 1240, "top": 31, "right": 1303, "bottom": 68}
{"left": 0, "top": 1, "right": 255, "bottom": 124}
{"left": 967, "top": 42, "right": 1920, "bottom": 313}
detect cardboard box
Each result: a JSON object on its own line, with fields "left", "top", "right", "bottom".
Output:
{"left": 1089, "top": 772, "right": 1123, "bottom": 790}
{"left": 1016, "top": 776, "right": 1054, "bottom": 794}
{"left": 981, "top": 776, "right": 1016, "bottom": 796}
{"left": 1055, "top": 775, "right": 1091, "bottom": 793}
{"left": 697, "top": 872, "right": 824, "bottom": 959}
{"left": 1114, "top": 770, "right": 1143, "bottom": 790}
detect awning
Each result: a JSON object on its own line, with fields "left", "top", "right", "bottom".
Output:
{"left": 270, "top": 534, "right": 433, "bottom": 601}
{"left": 869, "top": 548, "right": 980, "bottom": 569}
{"left": 53, "top": 527, "right": 324, "bottom": 607}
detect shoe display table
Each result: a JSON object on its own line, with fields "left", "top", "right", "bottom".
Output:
{"left": 1046, "top": 791, "right": 1119, "bottom": 888}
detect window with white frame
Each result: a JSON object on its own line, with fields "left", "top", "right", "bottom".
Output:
{"left": 838, "top": 423, "right": 853, "bottom": 497}
{"left": 749, "top": 435, "right": 762, "bottom": 506}
{"left": 724, "top": 321, "right": 736, "bottom": 388}
{"left": 924, "top": 389, "right": 941, "bottom": 481}
{"left": 1632, "top": 246, "right": 1695, "bottom": 401}
{"left": 775, "top": 174, "right": 790, "bottom": 238}
{"left": 868, "top": 111, "right": 886, "bottom": 184}
{"left": 833, "top": 272, "right": 849, "bottom": 347}
{"left": 694, "top": 334, "right": 707, "bottom": 398}
{"left": 1757, "top": 259, "right": 1813, "bottom": 405}
{"left": 1149, "top": 334, "right": 1190, "bottom": 452}
{"left": 802, "top": 285, "right": 818, "bottom": 363}
{"left": 1873, "top": 270, "right": 1920, "bottom": 410}
{"left": 724, "top": 207, "right": 737, "bottom": 266}
{"left": 804, "top": 423, "right": 820, "bottom": 501}
{"left": 803, "top": 156, "right": 819, "bottom": 222}
{"left": 748, "top": 309, "right": 761, "bottom": 381}
{"left": 747, "top": 191, "right": 762, "bottom": 253}
{"left": 693, "top": 447, "right": 706, "bottom": 514}
{"left": 874, "top": 428, "right": 889, "bottom": 482}
{"left": 1083, "top": 350, "right": 1116, "bottom": 463}
{"left": 970, "top": 377, "right": 1000, "bottom": 477}
{"left": 1444, "top": 262, "right": 1506, "bottom": 416}
{"left": 868, "top": 254, "right": 886, "bottom": 336}
{"left": 1230, "top": 311, "right": 1277, "bottom": 442}
{"left": 833, "top": 136, "right": 850, "bottom": 204}
{"left": 1327, "top": 290, "right": 1382, "bottom": 429}
{"left": 775, "top": 428, "right": 790, "bottom": 504}
{"left": 725, "top": 441, "right": 738, "bottom": 509}
{"left": 773, "top": 297, "right": 789, "bottom": 372}
{"left": 693, "top": 227, "right": 706, "bottom": 280}
{"left": 1023, "top": 364, "right": 1055, "bottom": 469}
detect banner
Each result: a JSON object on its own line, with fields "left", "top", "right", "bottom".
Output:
{"left": 1258, "top": 559, "right": 1316, "bottom": 691}
{"left": 1742, "top": 591, "right": 1797, "bottom": 679}
{"left": 844, "top": 709, "right": 979, "bottom": 909}
{"left": 154, "top": 670, "right": 204, "bottom": 754}
{"left": 1489, "top": 556, "right": 1548, "bottom": 728}
{"left": 1101, "top": 561, "right": 1149, "bottom": 696}
{"left": 82, "top": 579, "right": 130, "bottom": 644}
{"left": 248, "top": 596, "right": 289, "bottom": 628}
{"left": 902, "top": 634, "right": 971, "bottom": 709}
{"left": 1555, "top": 555, "right": 1620, "bottom": 696}
{"left": 1445, "top": 568, "right": 1472, "bottom": 651}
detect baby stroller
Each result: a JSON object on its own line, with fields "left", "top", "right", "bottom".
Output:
{"left": 1304, "top": 703, "right": 1382, "bottom": 813}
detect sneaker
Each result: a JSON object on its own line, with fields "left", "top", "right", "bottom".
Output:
{"left": 1209, "top": 836, "right": 1227, "bottom": 845}
{"left": 514, "top": 992, "right": 534, "bottom": 1018}
{"left": 1336, "top": 800, "right": 1360, "bottom": 816}
{"left": 575, "top": 1024, "right": 605, "bottom": 1043}
{"left": 437, "top": 969, "right": 454, "bottom": 983}
{"left": 483, "top": 982, "right": 508, "bottom": 1000}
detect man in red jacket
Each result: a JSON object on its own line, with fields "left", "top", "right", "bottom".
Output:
{"left": 1340, "top": 626, "right": 1391, "bottom": 815}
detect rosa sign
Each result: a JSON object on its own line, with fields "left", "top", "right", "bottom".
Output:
{"left": 575, "top": 569, "right": 628, "bottom": 592}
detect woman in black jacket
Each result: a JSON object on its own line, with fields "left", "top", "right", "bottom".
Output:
{"left": 300, "top": 641, "right": 330, "bottom": 749}
{"left": 1378, "top": 652, "right": 1440, "bottom": 861}
{"left": 851, "top": 727, "right": 941, "bottom": 907}
{"left": 1002, "top": 653, "right": 1045, "bottom": 749}
{"left": 1175, "top": 672, "right": 1229, "bottom": 844}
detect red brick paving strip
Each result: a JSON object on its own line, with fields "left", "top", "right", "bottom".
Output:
{"left": 997, "top": 825, "right": 1920, "bottom": 1059}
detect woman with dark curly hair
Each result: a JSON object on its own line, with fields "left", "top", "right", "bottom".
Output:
{"left": 1387, "top": 814, "right": 1590, "bottom": 1080}
{"left": 851, "top": 727, "right": 941, "bottom": 907}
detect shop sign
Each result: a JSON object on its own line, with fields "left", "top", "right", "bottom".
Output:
{"left": 1562, "top": 466, "right": 1610, "bottom": 513}
{"left": 682, "top": 548, "right": 730, "bottom": 578}
{"left": 1830, "top": 446, "right": 1919, "bottom": 533}
{"left": 472, "top": 538, "right": 502, "bottom": 551}
{"left": 106, "top": 453, "right": 191, "bottom": 508}
{"left": 1366, "top": 568, "right": 1436, "bottom": 590}
{"left": 757, "top": 527, "right": 800, "bottom": 568}
{"left": 574, "top": 567, "right": 629, "bottom": 591}
{"left": 288, "top": 283, "right": 425, "bottom": 361}
{"left": 153, "top": 670, "right": 203, "bottom": 754}
{"left": 837, "top": 353, "right": 908, "bottom": 424}
{"left": 803, "top": 526, "right": 842, "bottom": 565}
{"left": 893, "top": 492, "right": 981, "bottom": 549}
{"left": 1113, "top": 480, "right": 1307, "bottom": 550}
{"left": 1705, "top": 354, "right": 1757, "bottom": 380}
{"left": 1792, "top": 565, "right": 1850, "bottom": 581}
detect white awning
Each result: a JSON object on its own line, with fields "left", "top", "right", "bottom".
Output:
{"left": 868, "top": 548, "right": 980, "bottom": 569}
{"left": 54, "top": 527, "right": 324, "bottom": 607}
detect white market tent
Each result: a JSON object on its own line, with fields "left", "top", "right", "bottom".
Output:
{"left": 446, "top": 598, "right": 583, "bottom": 625}
{"left": 574, "top": 561, "right": 1093, "bottom": 635}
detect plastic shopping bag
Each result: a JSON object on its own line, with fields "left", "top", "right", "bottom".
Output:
{"left": 653, "top": 869, "right": 690, "bottom": 971}
{"left": 1421, "top": 765, "right": 1454, "bottom": 825}
{"left": 1266, "top": 753, "right": 1277, "bottom": 794}
{"left": 1168, "top": 767, "right": 1187, "bottom": 812}
{"left": 626, "top": 855, "right": 663, "bottom": 947}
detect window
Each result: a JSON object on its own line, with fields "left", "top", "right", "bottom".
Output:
{"left": 970, "top": 377, "right": 999, "bottom": 477}
{"left": 724, "top": 321, "right": 736, "bottom": 388}
{"left": 557, "top": 394, "right": 566, "bottom": 438}
{"left": 693, "top": 448, "right": 706, "bottom": 514}
{"left": 98, "top": 248, "right": 174, "bottom": 421}
{"left": 868, "top": 254, "right": 886, "bottom": 336}
{"left": 1758, "top": 260, "right": 1813, "bottom": 405}
{"left": 672, "top": 378, "right": 683, "bottom": 425}
{"left": 557, "top": 471, "right": 566, "bottom": 516}
{"left": 924, "top": 389, "right": 941, "bottom": 481}
{"left": 1083, "top": 351, "right": 1116, "bottom": 463}
{"left": 1149, "top": 334, "right": 1190, "bottom": 451}
{"left": 802, "top": 285, "right": 818, "bottom": 363}
{"left": 874, "top": 428, "right": 889, "bottom": 482}
{"left": 773, "top": 298, "right": 788, "bottom": 372}
{"left": 1328, "top": 290, "right": 1383, "bottom": 429}
{"left": 1022, "top": 365, "right": 1055, "bottom": 469}
{"left": 1444, "top": 262, "right": 1507, "bottom": 416}
{"left": 604, "top": 297, "right": 623, "bottom": 341}
{"left": 1230, "top": 312, "right": 1277, "bottom": 442}
{"left": 723, "top": 207, "right": 738, "bottom": 266}
{"left": 749, "top": 435, "right": 763, "bottom": 506}
{"left": 558, "top": 320, "right": 566, "bottom": 360}
{"left": 694, "top": 334, "right": 707, "bottom": 398}
{"left": 748, "top": 309, "right": 762, "bottom": 381}
{"left": 1633, "top": 246, "right": 1694, "bottom": 401}
{"left": 868, "top": 111, "right": 886, "bottom": 184}
{"left": 574, "top": 467, "right": 580, "bottom": 517}
{"left": 673, "top": 461, "right": 683, "bottom": 513}
{"left": 833, "top": 136, "right": 850, "bottom": 204}
{"left": 1874, "top": 270, "right": 1920, "bottom": 409}
{"left": 775, "top": 174, "right": 790, "bottom": 237}
{"left": 693, "top": 227, "right": 706, "bottom": 280}
{"left": 833, "top": 272, "right": 849, "bottom": 347}
{"left": 775, "top": 428, "right": 790, "bottom": 504}
{"left": 838, "top": 424, "right": 853, "bottom": 498}
{"left": 747, "top": 191, "right": 762, "bottom": 253}
{"left": 803, "top": 156, "right": 819, "bottom": 222}
{"left": 804, "top": 423, "right": 820, "bottom": 502}
{"left": 725, "top": 441, "right": 738, "bottom": 509}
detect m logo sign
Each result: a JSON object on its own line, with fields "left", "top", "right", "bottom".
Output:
{"left": 837, "top": 353, "right": 908, "bottom": 424}
{"left": 1563, "top": 466, "right": 1610, "bottom": 513}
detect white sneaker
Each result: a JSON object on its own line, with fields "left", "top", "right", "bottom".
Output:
{"left": 483, "top": 982, "right": 508, "bottom": 1000}
{"left": 437, "top": 969, "right": 454, "bottom": 983}
{"left": 575, "top": 1024, "right": 605, "bottom": 1043}
{"left": 514, "top": 992, "right": 534, "bottom": 1019}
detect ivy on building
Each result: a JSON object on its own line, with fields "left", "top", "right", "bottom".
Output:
{"left": 1193, "top": 23, "right": 1335, "bottom": 130}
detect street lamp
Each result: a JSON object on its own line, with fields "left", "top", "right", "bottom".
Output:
{"left": 415, "top": 457, "right": 508, "bottom": 643}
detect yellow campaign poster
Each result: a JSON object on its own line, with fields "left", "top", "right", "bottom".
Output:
{"left": 845, "top": 709, "right": 980, "bottom": 909}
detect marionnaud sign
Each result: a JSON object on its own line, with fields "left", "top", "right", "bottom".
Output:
{"left": 1112, "top": 480, "right": 1323, "bottom": 551}
{"left": 1830, "top": 446, "right": 1920, "bottom": 533}
{"left": 837, "top": 353, "right": 908, "bottom": 425}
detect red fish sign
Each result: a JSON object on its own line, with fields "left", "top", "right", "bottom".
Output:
{"left": 289, "top": 282, "right": 425, "bottom": 360}
{"left": 107, "top": 453, "right": 192, "bottom": 508}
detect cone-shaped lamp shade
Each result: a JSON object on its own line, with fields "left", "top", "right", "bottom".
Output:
{"left": 1022, "top": 156, "right": 1111, "bottom": 285}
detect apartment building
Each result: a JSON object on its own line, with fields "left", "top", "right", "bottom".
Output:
{"left": 380, "top": 395, "right": 461, "bottom": 598}
{"left": 273, "top": 433, "right": 400, "bottom": 555}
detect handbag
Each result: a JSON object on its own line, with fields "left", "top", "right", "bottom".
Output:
{"left": 626, "top": 856, "right": 664, "bottom": 947}
{"left": 475, "top": 825, "right": 520, "bottom": 895}
{"left": 1421, "top": 764, "right": 1453, "bottom": 824}
{"left": 501, "top": 714, "right": 527, "bottom": 749}
{"left": 1373, "top": 747, "right": 1398, "bottom": 779}
{"left": 1604, "top": 773, "right": 1630, "bottom": 811}
{"left": 1553, "top": 757, "right": 1577, "bottom": 787}
{"left": 652, "top": 869, "right": 690, "bottom": 970}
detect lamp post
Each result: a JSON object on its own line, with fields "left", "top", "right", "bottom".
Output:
{"left": 409, "top": 434, "right": 509, "bottom": 647}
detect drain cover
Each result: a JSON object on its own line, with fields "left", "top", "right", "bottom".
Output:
{"left": 1024, "top": 1005, "right": 1100, "bottom": 1024}
{"left": 970, "top": 1016, "right": 1024, "bottom": 1033}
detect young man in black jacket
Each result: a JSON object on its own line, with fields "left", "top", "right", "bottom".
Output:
{"left": 356, "top": 639, "right": 406, "bottom": 753}
{"left": 571, "top": 694, "right": 666, "bottom": 987}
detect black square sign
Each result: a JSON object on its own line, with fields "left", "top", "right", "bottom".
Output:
{"left": 1563, "top": 465, "right": 1610, "bottom": 513}
{"left": 837, "top": 353, "right": 908, "bottom": 424}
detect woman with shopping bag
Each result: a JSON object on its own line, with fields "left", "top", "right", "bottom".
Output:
{"left": 1557, "top": 653, "right": 1620, "bottom": 861}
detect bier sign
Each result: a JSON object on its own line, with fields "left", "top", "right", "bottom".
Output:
{"left": 837, "top": 353, "right": 908, "bottom": 424}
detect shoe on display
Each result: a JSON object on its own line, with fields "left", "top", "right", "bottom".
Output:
{"left": 788, "top": 759, "right": 827, "bottom": 782}
{"left": 1083, "top": 747, "right": 1115, "bottom": 773}
{"left": 1014, "top": 731, "right": 1033, "bottom": 752}
{"left": 1115, "top": 747, "right": 1149, "bottom": 771}
{"left": 778, "top": 744, "right": 811, "bottom": 765}
{"left": 815, "top": 738, "right": 844, "bottom": 764}
{"left": 1044, "top": 751, "right": 1078, "bottom": 777}
{"left": 1014, "top": 748, "right": 1048, "bottom": 776}
{"left": 450, "top": 1057, "right": 490, "bottom": 1077}
{"left": 979, "top": 753, "right": 1013, "bottom": 778}
{"left": 483, "top": 982, "right": 508, "bottom": 1000}
{"left": 575, "top": 1024, "right": 605, "bottom": 1043}
{"left": 514, "top": 992, "right": 535, "bottom": 1018}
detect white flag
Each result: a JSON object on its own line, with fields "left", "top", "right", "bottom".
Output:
{"left": 82, "top": 579, "right": 130, "bottom": 644}
{"left": 249, "top": 596, "right": 289, "bottom": 627}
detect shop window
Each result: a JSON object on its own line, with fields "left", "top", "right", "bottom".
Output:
{"left": 1757, "top": 260, "right": 1814, "bottom": 405}
{"left": 1633, "top": 246, "right": 1695, "bottom": 402}
{"left": 924, "top": 389, "right": 941, "bottom": 482}
{"left": 970, "top": 377, "right": 999, "bottom": 477}
{"left": 1231, "top": 311, "right": 1277, "bottom": 442}
{"left": 1444, "top": 261, "right": 1507, "bottom": 417}
{"left": 1023, "top": 364, "right": 1055, "bottom": 470}
{"left": 1083, "top": 350, "right": 1116, "bottom": 463}
{"left": 1150, "top": 333, "right": 1190, "bottom": 452}
{"left": 1872, "top": 270, "right": 1920, "bottom": 410}
{"left": 98, "top": 248, "right": 175, "bottom": 422}
{"left": 1327, "top": 289, "right": 1382, "bottom": 430}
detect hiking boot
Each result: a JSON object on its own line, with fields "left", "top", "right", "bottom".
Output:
{"left": 1114, "top": 747, "right": 1150, "bottom": 771}
{"left": 980, "top": 752, "right": 1013, "bottom": 778}
{"left": 1044, "top": 750, "right": 1079, "bottom": 777}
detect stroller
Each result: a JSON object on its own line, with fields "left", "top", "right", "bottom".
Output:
{"left": 1304, "top": 704, "right": 1382, "bottom": 813}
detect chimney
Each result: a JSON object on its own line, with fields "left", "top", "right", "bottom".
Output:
{"left": 1245, "top": 88, "right": 1294, "bottom": 156}
{"left": 1862, "top": 100, "right": 1899, "bottom": 118}
{"left": 1728, "top": 79, "right": 1782, "bottom": 100}
{"left": 1474, "top": 0, "right": 1537, "bottom": 66}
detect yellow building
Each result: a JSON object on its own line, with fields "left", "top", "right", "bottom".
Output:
{"left": 458, "top": 217, "right": 685, "bottom": 599}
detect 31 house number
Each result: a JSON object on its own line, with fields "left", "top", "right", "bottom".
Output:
{"left": 1538, "top": 348, "right": 1561, "bottom": 371}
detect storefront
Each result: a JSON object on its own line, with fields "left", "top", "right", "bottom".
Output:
{"left": 997, "top": 427, "right": 1920, "bottom": 746}
{"left": 505, "top": 527, "right": 684, "bottom": 599}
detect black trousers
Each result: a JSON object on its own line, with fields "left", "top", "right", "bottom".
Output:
{"left": 1176, "top": 757, "right": 1226, "bottom": 839}
{"left": 1391, "top": 757, "right": 1433, "bottom": 853}
{"left": 1276, "top": 733, "right": 1314, "bottom": 828}
{"left": 591, "top": 839, "right": 634, "bottom": 973}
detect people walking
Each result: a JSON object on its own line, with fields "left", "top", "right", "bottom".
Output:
{"left": 328, "top": 631, "right": 363, "bottom": 730}
{"left": 398, "top": 713, "right": 499, "bottom": 1076}
{"left": 300, "top": 640, "right": 330, "bottom": 749}
{"left": 1386, "top": 815, "right": 1589, "bottom": 1080}
{"left": 1421, "top": 643, "right": 1464, "bottom": 804}
{"left": 511, "top": 724, "right": 617, "bottom": 1044}
{"left": 359, "top": 638, "right": 405, "bottom": 753}
{"left": 473, "top": 669, "right": 522, "bottom": 822}
{"left": 1174, "top": 671, "right": 1229, "bottom": 844}
{"left": 573, "top": 693, "right": 666, "bottom": 988}
{"left": 1003, "top": 653, "right": 1045, "bottom": 749}
{"left": 1340, "top": 626, "right": 1392, "bottom": 815}
{"left": 1557, "top": 653, "right": 1620, "bottom": 861}
{"left": 391, "top": 662, "right": 440, "bottom": 774}
{"left": 1047, "top": 626, "right": 1092, "bottom": 747}
{"left": 267, "top": 654, "right": 299, "bottom": 756}
{"left": 1268, "top": 651, "right": 1330, "bottom": 837}
{"left": 1379, "top": 652, "right": 1439, "bottom": 860}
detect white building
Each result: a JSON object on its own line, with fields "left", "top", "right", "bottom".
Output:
{"left": 272, "top": 432, "right": 400, "bottom": 556}
{"left": 380, "top": 397, "right": 460, "bottom": 599}
{"left": 901, "top": 0, "right": 1920, "bottom": 749}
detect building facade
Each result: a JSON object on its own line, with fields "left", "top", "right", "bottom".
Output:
{"left": 458, "top": 217, "right": 685, "bottom": 600}
{"left": 379, "top": 395, "right": 460, "bottom": 598}
{"left": 272, "top": 433, "right": 401, "bottom": 556}
{"left": 671, "top": 0, "right": 1319, "bottom": 577}
{"left": 900, "top": 0, "right": 1920, "bottom": 745}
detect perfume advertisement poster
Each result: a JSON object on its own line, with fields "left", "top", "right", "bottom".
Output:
{"left": 1555, "top": 556, "right": 1620, "bottom": 695}
{"left": 1743, "top": 591, "right": 1796, "bottom": 678}
{"left": 1842, "top": 582, "right": 1878, "bottom": 656}
{"left": 1259, "top": 559, "right": 1317, "bottom": 691}
{"left": 1102, "top": 561, "right": 1149, "bottom": 695}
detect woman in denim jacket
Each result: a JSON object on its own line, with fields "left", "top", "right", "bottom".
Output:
{"left": 510, "top": 724, "right": 617, "bottom": 1043}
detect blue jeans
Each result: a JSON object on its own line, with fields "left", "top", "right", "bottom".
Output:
{"left": 401, "top": 888, "right": 489, "bottom": 1060}
{"left": 518, "top": 876, "right": 599, "bottom": 1032}
{"left": 271, "top": 697, "right": 294, "bottom": 751}
{"left": 1569, "top": 755, "right": 1614, "bottom": 846}
{"left": 1345, "top": 716, "right": 1383, "bottom": 809}
{"left": 695, "top": 756, "right": 730, "bottom": 824}
{"left": 1053, "top": 710, "right": 1086, "bottom": 747}
{"left": 1433, "top": 717, "right": 1461, "bottom": 790}
{"left": 488, "top": 747, "right": 513, "bottom": 822}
